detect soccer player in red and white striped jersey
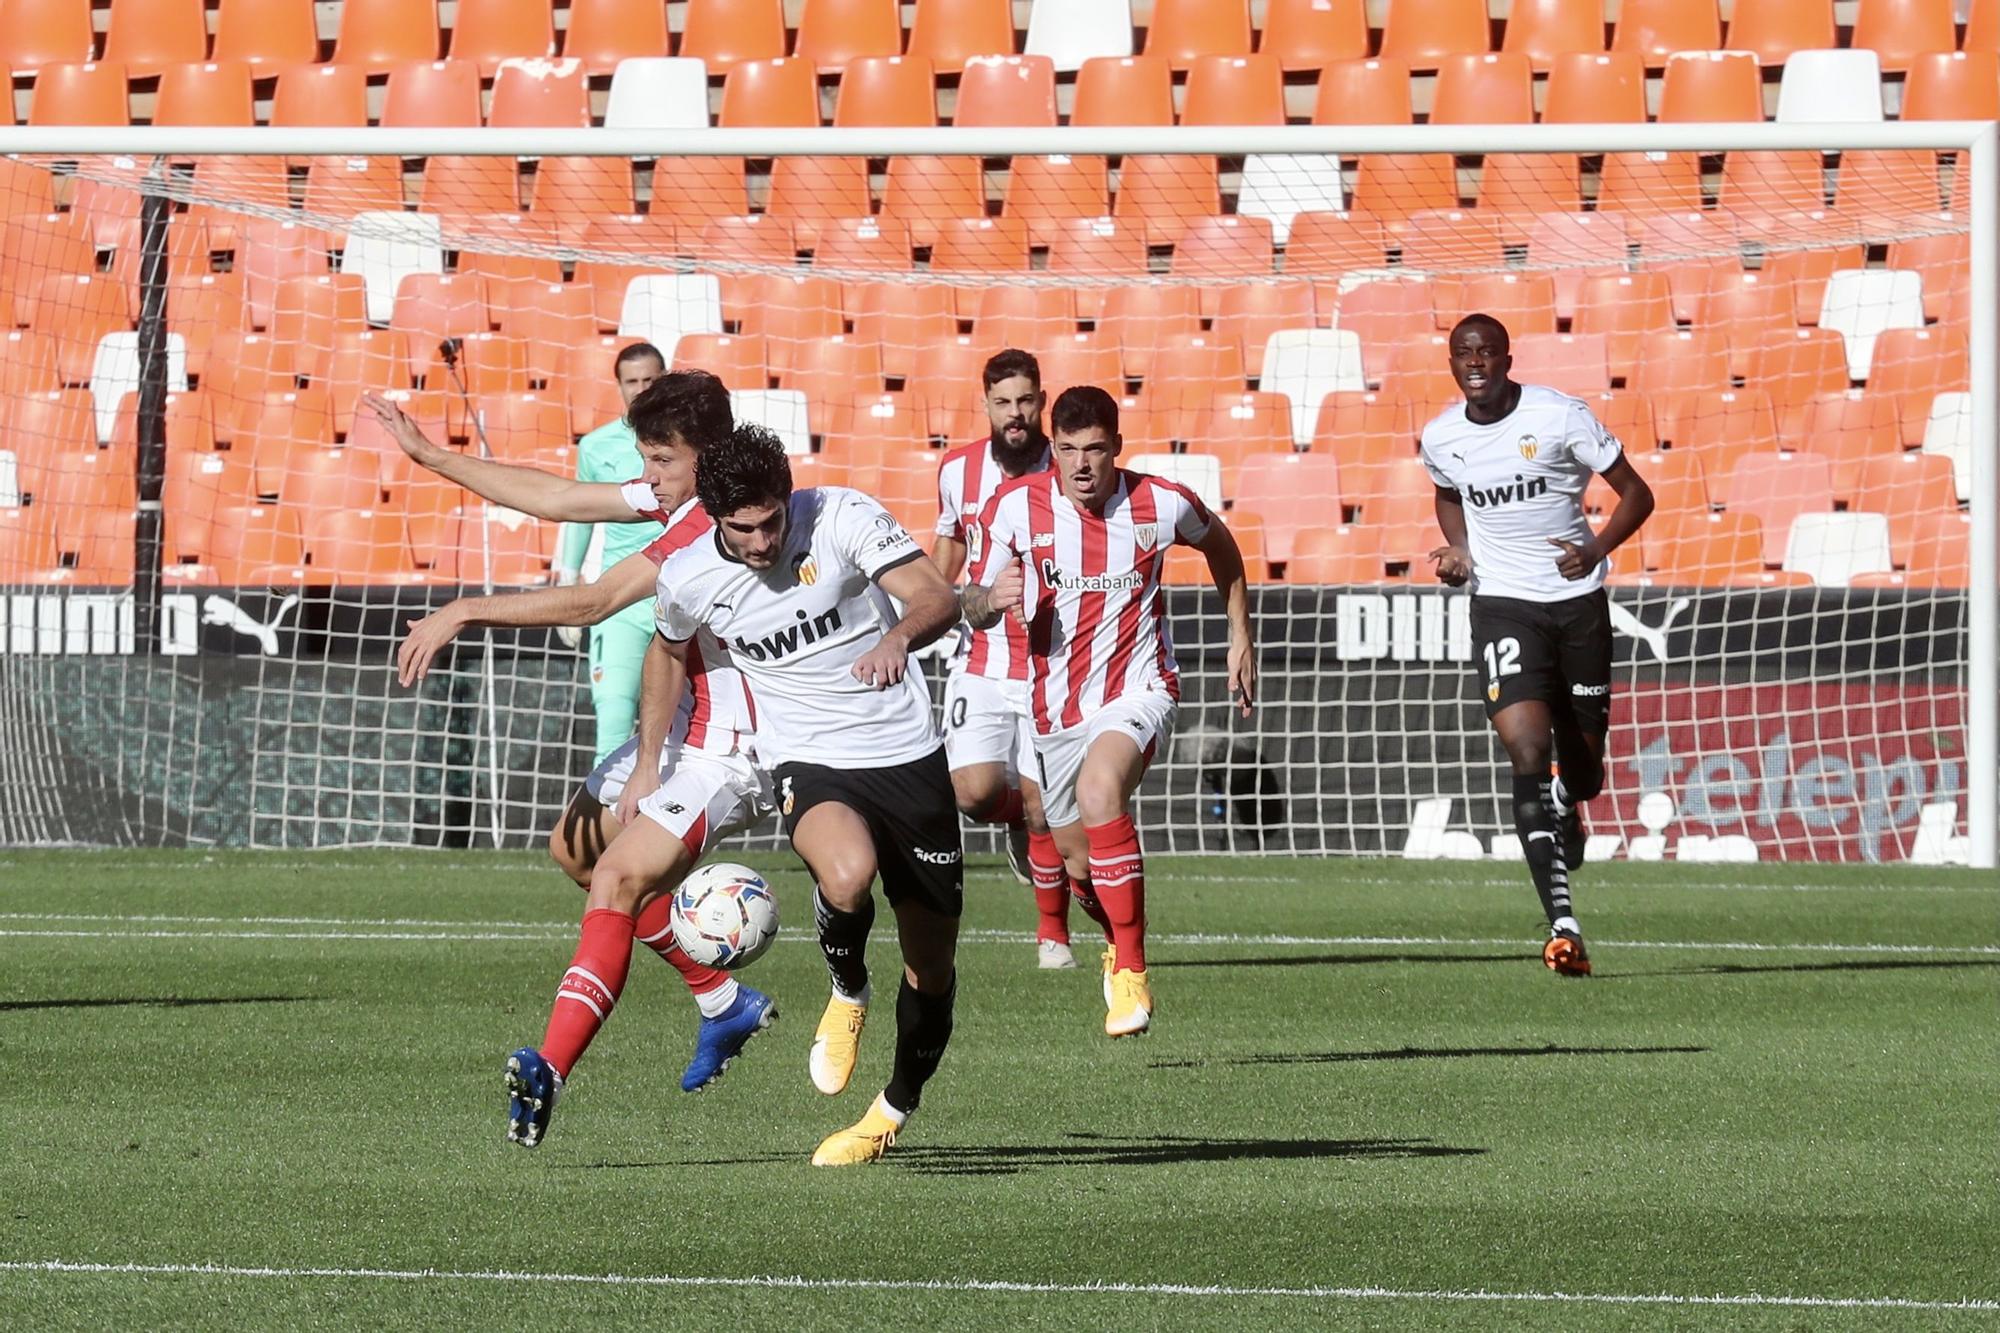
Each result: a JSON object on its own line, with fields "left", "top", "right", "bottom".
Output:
{"left": 370, "top": 373, "right": 779, "bottom": 1147}
{"left": 964, "top": 386, "right": 1256, "bottom": 1037}
{"left": 930, "top": 349, "right": 1072, "bottom": 968}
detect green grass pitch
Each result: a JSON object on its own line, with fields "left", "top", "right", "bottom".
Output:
{"left": 0, "top": 849, "right": 1994, "bottom": 1330}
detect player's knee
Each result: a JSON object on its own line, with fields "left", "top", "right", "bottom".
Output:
{"left": 950, "top": 771, "right": 1003, "bottom": 819}
{"left": 814, "top": 857, "right": 877, "bottom": 910}
{"left": 585, "top": 858, "right": 647, "bottom": 913}
{"left": 1074, "top": 776, "right": 1127, "bottom": 828}
{"left": 1510, "top": 774, "right": 1551, "bottom": 829}
{"left": 1061, "top": 849, "right": 1090, "bottom": 884}
{"left": 902, "top": 959, "right": 955, "bottom": 994}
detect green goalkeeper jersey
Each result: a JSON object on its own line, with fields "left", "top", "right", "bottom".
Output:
{"left": 556, "top": 418, "right": 666, "bottom": 579}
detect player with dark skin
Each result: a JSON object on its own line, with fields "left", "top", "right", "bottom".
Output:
{"left": 1428, "top": 315, "right": 1654, "bottom": 847}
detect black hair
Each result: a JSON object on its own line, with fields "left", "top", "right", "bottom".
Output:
{"left": 695, "top": 423, "right": 794, "bottom": 517}
{"left": 1049, "top": 384, "right": 1119, "bottom": 438}
{"left": 626, "top": 369, "right": 733, "bottom": 449}
{"left": 1449, "top": 312, "right": 1511, "bottom": 353}
{"left": 614, "top": 341, "right": 666, "bottom": 373}
{"left": 982, "top": 348, "right": 1041, "bottom": 392}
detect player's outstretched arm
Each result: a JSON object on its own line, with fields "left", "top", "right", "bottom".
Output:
{"left": 615, "top": 634, "right": 686, "bottom": 825}
{"left": 1194, "top": 517, "right": 1257, "bottom": 717}
{"left": 360, "top": 393, "right": 642, "bottom": 524}
{"left": 1552, "top": 455, "right": 1655, "bottom": 581}
{"left": 394, "top": 551, "right": 658, "bottom": 685}
{"left": 1429, "top": 487, "right": 1474, "bottom": 586}
{"left": 852, "top": 557, "right": 962, "bottom": 689}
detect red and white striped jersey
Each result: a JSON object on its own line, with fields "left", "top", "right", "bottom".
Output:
{"left": 936, "top": 438, "right": 1049, "bottom": 683}
{"left": 970, "top": 469, "right": 1213, "bottom": 735}
{"left": 636, "top": 496, "right": 757, "bottom": 757}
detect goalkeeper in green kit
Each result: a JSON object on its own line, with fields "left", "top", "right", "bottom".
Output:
{"left": 558, "top": 341, "right": 669, "bottom": 763}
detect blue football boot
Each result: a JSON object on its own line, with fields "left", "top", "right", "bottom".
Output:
{"left": 504, "top": 1047, "right": 562, "bottom": 1147}
{"left": 681, "top": 987, "right": 778, "bottom": 1093}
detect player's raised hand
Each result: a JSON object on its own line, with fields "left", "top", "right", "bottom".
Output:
{"left": 1429, "top": 544, "right": 1473, "bottom": 586}
{"left": 361, "top": 393, "right": 438, "bottom": 462}
{"left": 1548, "top": 535, "right": 1601, "bottom": 581}
{"left": 990, "top": 561, "right": 1026, "bottom": 626}
{"left": 396, "top": 610, "right": 466, "bottom": 686}
{"left": 851, "top": 637, "right": 908, "bottom": 690}
{"left": 1227, "top": 638, "right": 1257, "bottom": 717}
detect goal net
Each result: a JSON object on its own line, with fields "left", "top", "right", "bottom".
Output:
{"left": 0, "top": 124, "right": 1989, "bottom": 866}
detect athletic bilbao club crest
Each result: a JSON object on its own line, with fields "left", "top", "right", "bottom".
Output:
{"left": 965, "top": 522, "right": 984, "bottom": 564}
{"left": 1518, "top": 435, "right": 1539, "bottom": 460}
{"left": 1133, "top": 523, "right": 1159, "bottom": 550}
{"left": 793, "top": 554, "right": 819, "bottom": 586}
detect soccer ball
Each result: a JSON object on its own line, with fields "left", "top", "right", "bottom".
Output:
{"left": 669, "top": 863, "right": 780, "bottom": 970}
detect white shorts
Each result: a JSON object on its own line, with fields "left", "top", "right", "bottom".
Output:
{"left": 942, "top": 668, "right": 1035, "bottom": 778}
{"left": 584, "top": 733, "right": 649, "bottom": 805}
{"left": 1030, "top": 689, "right": 1178, "bottom": 830}
{"left": 633, "top": 747, "right": 775, "bottom": 857}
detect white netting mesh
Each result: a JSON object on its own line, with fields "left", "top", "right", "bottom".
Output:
{"left": 0, "top": 137, "right": 1983, "bottom": 862}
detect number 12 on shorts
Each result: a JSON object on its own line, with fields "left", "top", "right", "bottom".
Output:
{"left": 1483, "top": 637, "right": 1521, "bottom": 693}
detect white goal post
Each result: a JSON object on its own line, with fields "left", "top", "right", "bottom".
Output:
{"left": 0, "top": 121, "right": 1988, "bottom": 868}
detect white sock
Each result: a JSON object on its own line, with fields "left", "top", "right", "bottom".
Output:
{"left": 693, "top": 977, "right": 740, "bottom": 1018}
{"left": 1552, "top": 915, "right": 1580, "bottom": 936}
{"left": 833, "top": 980, "right": 872, "bottom": 1008}
{"left": 1549, "top": 776, "right": 1573, "bottom": 818}
{"left": 873, "top": 1093, "right": 907, "bottom": 1128}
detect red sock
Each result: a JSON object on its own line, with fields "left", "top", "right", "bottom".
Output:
{"left": 1070, "top": 876, "right": 1114, "bottom": 943}
{"left": 987, "top": 787, "right": 1025, "bottom": 826}
{"left": 1026, "top": 829, "right": 1070, "bottom": 945}
{"left": 541, "top": 908, "right": 635, "bottom": 1078}
{"left": 633, "top": 893, "right": 732, "bottom": 1000}
{"left": 1085, "top": 814, "right": 1147, "bottom": 973}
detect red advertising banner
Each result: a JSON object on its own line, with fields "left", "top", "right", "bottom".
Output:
{"left": 1604, "top": 684, "right": 1968, "bottom": 863}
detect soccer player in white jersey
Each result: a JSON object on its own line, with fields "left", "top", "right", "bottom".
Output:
{"left": 932, "top": 348, "right": 1074, "bottom": 968}
{"left": 1421, "top": 314, "right": 1654, "bottom": 977}
{"left": 654, "top": 424, "right": 964, "bottom": 1166}
{"left": 366, "top": 375, "right": 779, "bottom": 1148}
{"left": 963, "top": 386, "right": 1257, "bottom": 1037}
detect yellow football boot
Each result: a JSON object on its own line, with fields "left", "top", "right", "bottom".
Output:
{"left": 811, "top": 1095, "right": 904, "bottom": 1167}
{"left": 1105, "top": 968, "right": 1153, "bottom": 1038}
{"left": 809, "top": 991, "right": 868, "bottom": 1095}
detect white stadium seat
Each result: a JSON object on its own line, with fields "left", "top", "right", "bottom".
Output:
{"left": 1237, "top": 155, "right": 1347, "bottom": 247}
{"left": 1125, "top": 452, "right": 1223, "bottom": 513}
{"left": 617, "top": 274, "right": 724, "bottom": 356}
{"left": 90, "top": 333, "right": 189, "bottom": 444}
{"left": 1260, "top": 328, "right": 1368, "bottom": 446}
{"left": 1922, "top": 391, "right": 1972, "bottom": 502}
{"left": 1776, "top": 49, "right": 1885, "bottom": 123}
{"left": 340, "top": 210, "right": 444, "bottom": 325}
{"left": 605, "top": 57, "right": 711, "bottom": 129}
{"left": 730, "top": 389, "right": 813, "bottom": 455}
{"left": 1783, "top": 511, "right": 1894, "bottom": 587}
{"left": 1023, "top": 0, "right": 1134, "bottom": 73}
{"left": 1818, "top": 269, "right": 1925, "bottom": 380}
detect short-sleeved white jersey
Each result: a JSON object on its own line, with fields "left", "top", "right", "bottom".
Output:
{"left": 970, "top": 469, "right": 1212, "bottom": 736}
{"left": 1419, "top": 383, "right": 1625, "bottom": 602}
{"left": 936, "top": 438, "right": 1049, "bottom": 683}
{"left": 654, "top": 486, "right": 940, "bottom": 769}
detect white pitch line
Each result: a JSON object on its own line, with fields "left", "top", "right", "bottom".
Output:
{"left": 0, "top": 920, "right": 1994, "bottom": 956}
{"left": 0, "top": 1259, "right": 1991, "bottom": 1314}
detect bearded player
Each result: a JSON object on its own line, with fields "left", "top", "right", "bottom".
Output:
{"left": 963, "top": 386, "right": 1256, "bottom": 1038}
{"left": 1421, "top": 314, "right": 1654, "bottom": 977}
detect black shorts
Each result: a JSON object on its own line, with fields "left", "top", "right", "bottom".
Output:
{"left": 775, "top": 747, "right": 964, "bottom": 918}
{"left": 1469, "top": 589, "right": 1613, "bottom": 731}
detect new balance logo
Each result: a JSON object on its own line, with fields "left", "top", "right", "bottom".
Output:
{"left": 912, "top": 847, "right": 962, "bottom": 866}
{"left": 735, "top": 606, "right": 843, "bottom": 661}
{"left": 1039, "top": 558, "right": 1143, "bottom": 592}
{"left": 1462, "top": 474, "right": 1550, "bottom": 508}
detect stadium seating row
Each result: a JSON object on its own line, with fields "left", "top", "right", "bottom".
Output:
{"left": 5, "top": 0, "right": 1999, "bottom": 83}
{"left": 10, "top": 47, "right": 2000, "bottom": 127}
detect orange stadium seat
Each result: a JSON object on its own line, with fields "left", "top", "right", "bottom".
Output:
{"left": 1631, "top": 329, "right": 1730, "bottom": 402}
{"left": 1762, "top": 243, "right": 1863, "bottom": 326}
{"left": 1286, "top": 525, "right": 1388, "bottom": 583}
{"left": 0, "top": 158, "right": 57, "bottom": 217}
{"left": 1197, "top": 391, "right": 1293, "bottom": 475}
{"left": 0, "top": 0, "right": 95, "bottom": 73}
{"left": 1869, "top": 328, "right": 1970, "bottom": 440}
{"left": 1430, "top": 52, "right": 1534, "bottom": 124}
{"left": 47, "top": 503, "right": 136, "bottom": 583}
{"left": 1181, "top": 54, "right": 1286, "bottom": 126}
{"left": 1698, "top": 270, "right": 1799, "bottom": 373}
{"left": 102, "top": 0, "right": 207, "bottom": 77}
{"left": 153, "top": 61, "right": 257, "bottom": 127}
{"left": 448, "top": 0, "right": 557, "bottom": 75}
{"left": 0, "top": 507, "right": 60, "bottom": 581}
{"left": 1852, "top": 0, "right": 1955, "bottom": 73}
{"left": 1143, "top": 0, "right": 1253, "bottom": 68}
{"left": 1165, "top": 510, "right": 1268, "bottom": 582}
{"left": 1402, "top": 208, "right": 1504, "bottom": 271}
{"left": 904, "top": 338, "right": 999, "bottom": 441}
{"left": 1501, "top": 0, "right": 1605, "bottom": 69}
{"left": 955, "top": 54, "right": 1057, "bottom": 126}
{"left": 1883, "top": 510, "right": 1970, "bottom": 585}
{"left": 40, "top": 450, "right": 139, "bottom": 518}
{"left": 1667, "top": 386, "right": 1778, "bottom": 463}
{"left": 1330, "top": 279, "right": 1436, "bottom": 386}
{"left": 1449, "top": 273, "right": 1558, "bottom": 335}
{"left": 1887, "top": 234, "right": 1968, "bottom": 325}
{"left": 1312, "top": 57, "right": 1413, "bottom": 123}
{"left": 680, "top": 0, "right": 787, "bottom": 72}
{"left": 1542, "top": 51, "right": 1646, "bottom": 122}
{"left": 643, "top": 161, "right": 747, "bottom": 232}
{"left": 1612, "top": 0, "right": 1721, "bottom": 67}
{"left": 1718, "top": 150, "right": 1826, "bottom": 221}
{"left": 202, "top": 332, "right": 300, "bottom": 441}
{"left": 532, "top": 157, "right": 638, "bottom": 229}
{"left": 813, "top": 214, "right": 915, "bottom": 275}
{"left": 456, "top": 253, "right": 564, "bottom": 319}
{"left": 1523, "top": 206, "right": 1631, "bottom": 317}
{"left": 1234, "top": 452, "right": 1343, "bottom": 561}
{"left": 1596, "top": 152, "right": 1704, "bottom": 220}
{"left": 673, "top": 332, "right": 770, "bottom": 390}
{"left": 265, "top": 273, "right": 370, "bottom": 356}
{"left": 1634, "top": 211, "right": 1740, "bottom": 323}
{"left": 421, "top": 155, "right": 523, "bottom": 221}
{"left": 1310, "top": 388, "right": 1406, "bottom": 465}
{"left": 907, "top": 0, "right": 1017, "bottom": 71}
{"left": 1378, "top": 0, "right": 1490, "bottom": 69}
{"left": 1720, "top": 450, "right": 1835, "bottom": 565}
{"left": 1901, "top": 51, "right": 2000, "bottom": 121}
{"left": 1209, "top": 287, "right": 1315, "bottom": 371}
{"left": 1100, "top": 286, "right": 1204, "bottom": 379}
{"left": 181, "top": 157, "right": 286, "bottom": 248}
{"left": 1838, "top": 150, "right": 1944, "bottom": 227}
{"left": 793, "top": 0, "right": 902, "bottom": 73}
{"left": 1004, "top": 155, "right": 1111, "bottom": 246}
{"left": 1285, "top": 212, "right": 1389, "bottom": 276}
{"left": 334, "top": 0, "right": 441, "bottom": 71}
{"left": 391, "top": 273, "right": 493, "bottom": 344}
{"left": 882, "top": 156, "right": 985, "bottom": 248}
{"left": 1782, "top": 390, "right": 1901, "bottom": 490}
{"left": 1588, "top": 446, "right": 1706, "bottom": 521}
{"left": 1479, "top": 157, "right": 1584, "bottom": 239}
{"left": 1142, "top": 334, "right": 1244, "bottom": 443}
{"left": 1071, "top": 55, "right": 1173, "bottom": 125}
{"left": 1659, "top": 50, "right": 1764, "bottom": 123}
{"left": 7, "top": 390, "right": 98, "bottom": 454}
{"left": 787, "top": 337, "right": 887, "bottom": 433}
{"left": 1047, "top": 217, "right": 1145, "bottom": 320}
{"left": 740, "top": 273, "right": 847, "bottom": 375}
{"left": 494, "top": 285, "right": 593, "bottom": 381}
{"left": 1038, "top": 333, "right": 1124, "bottom": 396}
{"left": 425, "top": 331, "right": 531, "bottom": 402}
{"left": 697, "top": 212, "right": 799, "bottom": 311}
{"left": 834, "top": 56, "right": 939, "bottom": 127}
{"left": 847, "top": 285, "right": 957, "bottom": 382}
{"left": 302, "top": 509, "right": 419, "bottom": 583}
{"left": 1743, "top": 327, "right": 1849, "bottom": 423}
{"left": 767, "top": 158, "right": 872, "bottom": 249}
{"left": 719, "top": 57, "right": 820, "bottom": 126}
{"left": 0, "top": 331, "right": 65, "bottom": 396}
{"left": 1724, "top": 0, "right": 1835, "bottom": 65}
{"left": 309, "top": 327, "right": 411, "bottom": 405}
{"left": 930, "top": 216, "right": 1030, "bottom": 309}
{"left": 1259, "top": 0, "right": 1368, "bottom": 70}
{"left": 277, "top": 445, "right": 386, "bottom": 510}
{"left": 180, "top": 499, "right": 304, "bottom": 583}
{"left": 28, "top": 63, "right": 131, "bottom": 126}
{"left": 1112, "top": 156, "right": 1221, "bottom": 247}
{"left": 1647, "top": 510, "right": 1763, "bottom": 583}
{"left": 973, "top": 286, "right": 1076, "bottom": 349}
{"left": 488, "top": 56, "right": 593, "bottom": 127}
{"left": 350, "top": 386, "right": 447, "bottom": 457}
{"left": 1350, "top": 155, "right": 1459, "bottom": 229}
{"left": 1173, "top": 214, "right": 1275, "bottom": 288}
{"left": 272, "top": 64, "right": 370, "bottom": 128}
{"left": 448, "top": 507, "right": 559, "bottom": 586}
{"left": 561, "top": 0, "right": 669, "bottom": 73}
{"left": 381, "top": 60, "right": 483, "bottom": 127}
